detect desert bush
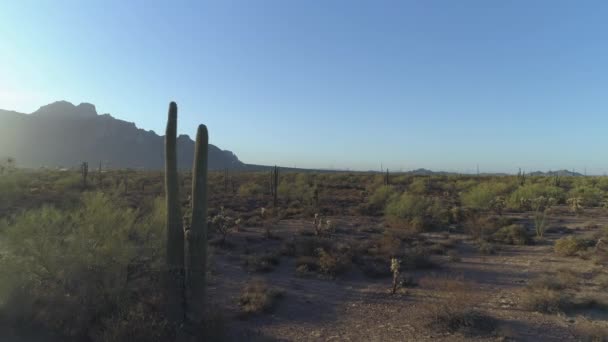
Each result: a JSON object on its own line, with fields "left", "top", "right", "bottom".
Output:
{"left": 278, "top": 173, "right": 316, "bottom": 206}
{"left": 507, "top": 184, "right": 565, "bottom": 210}
{"left": 492, "top": 224, "right": 531, "bottom": 245}
{"left": 461, "top": 182, "right": 511, "bottom": 210}
{"left": 385, "top": 193, "right": 448, "bottom": 231}
{"left": 0, "top": 192, "right": 166, "bottom": 340}
{"left": 367, "top": 185, "right": 396, "bottom": 213}
{"left": 238, "top": 182, "right": 265, "bottom": 197}
{"left": 569, "top": 185, "right": 604, "bottom": 207}
{"left": 239, "top": 279, "right": 283, "bottom": 316}
{"left": 317, "top": 248, "right": 351, "bottom": 277}
{"left": 464, "top": 215, "right": 510, "bottom": 241}
{"left": 520, "top": 287, "right": 571, "bottom": 313}
{"left": 554, "top": 236, "right": 586, "bottom": 256}
{"left": 477, "top": 241, "right": 497, "bottom": 255}
{"left": 295, "top": 255, "right": 319, "bottom": 272}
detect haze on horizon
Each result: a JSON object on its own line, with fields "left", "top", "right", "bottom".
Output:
{"left": 1, "top": 1, "right": 607, "bottom": 174}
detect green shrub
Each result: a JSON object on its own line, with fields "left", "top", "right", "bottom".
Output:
{"left": 238, "top": 182, "right": 265, "bottom": 197}
{"left": 507, "top": 184, "right": 565, "bottom": 210}
{"left": 367, "top": 185, "right": 396, "bottom": 211}
{"left": 0, "top": 192, "right": 165, "bottom": 339}
{"left": 385, "top": 193, "right": 448, "bottom": 231}
{"left": 461, "top": 182, "right": 511, "bottom": 210}
{"left": 554, "top": 236, "right": 586, "bottom": 256}
{"left": 569, "top": 186, "right": 604, "bottom": 207}
{"left": 492, "top": 224, "right": 531, "bottom": 245}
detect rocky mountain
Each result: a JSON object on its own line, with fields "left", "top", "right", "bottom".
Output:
{"left": 0, "top": 101, "right": 244, "bottom": 170}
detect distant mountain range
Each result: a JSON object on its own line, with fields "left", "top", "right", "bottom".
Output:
{"left": 0, "top": 101, "right": 593, "bottom": 175}
{"left": 0, "top": 101, "right": 244, "bottom": 170}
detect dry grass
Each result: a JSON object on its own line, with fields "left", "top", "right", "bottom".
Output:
{"left": 419, "top": 276, "right": 497, "bottom": 336}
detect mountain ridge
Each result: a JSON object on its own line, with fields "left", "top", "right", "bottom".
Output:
{"left": 0, "top": 101, "right": 243, "bottom": 170}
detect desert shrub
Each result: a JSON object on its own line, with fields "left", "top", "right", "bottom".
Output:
{"left": 408, "top": 177, "right": 431, "bottom": 194}
{"left": 520, "top": 287, "right": 571, "bottom": 313}
{"left": 554, "top": 236, "right": 586, "bottom": 256}
{"left": 569, "top": 186, "right": 605, "bottom": 207}
{"left": 317, "top": 248, "right": 351, "bottom": 276}
{"left": 0, "top": 192, "right": 166, "bottom": 340}
{"left": 492, "top": 224, "right": 531, "bottom": 245}
{"left": 238, "top": 182, "right": 265, "bottom": 197}
{"left": 295, "top": 256, "right": 319, "bottom": 272}
{"left": 367, "top": 185, "right": 396, "bottom": 212}
{"left": 507, "top": 184, "right": 565, "bottom": 210}
{"left": 239, "top": 279, "right": 283, "bottom": 316}
{"left": 278, "top": 173, "right": 316, "bottom": 205}
{"left": 461, "top": 182, "right": 511, "bottom": 210}
{"left": 385, "top": 193, "right": 448, "bottom": 231}
{"left": 477, "top": 241, "right": 497, "bottom": 255}
{"left": 464, "top": 215, "right": 509, "bottom": 240}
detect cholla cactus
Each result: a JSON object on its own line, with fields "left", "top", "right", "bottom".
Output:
{"left": 390, "top": 257, "right": 401, "bottom": 294}
{"left": 210, "top": 206, "right": 234, "bottom": 244}
{"left": 313, "top": 213, "right": 334, "bottom": 237}
{"left": 567, "top": 197, "right": 583, "bottom": 215}
{"left": 519, "top": 197, "right": 532, "bottom": 211}
{"left": 490, "top": 196, "right": 506, "bottom": 215}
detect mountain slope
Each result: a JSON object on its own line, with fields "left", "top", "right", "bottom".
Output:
{"left": 0, "top": 101, "right": 243, "bottom": 170}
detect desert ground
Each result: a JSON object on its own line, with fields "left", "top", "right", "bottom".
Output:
{"left": 1, "top": 168, "right": 607, "bottom": 341}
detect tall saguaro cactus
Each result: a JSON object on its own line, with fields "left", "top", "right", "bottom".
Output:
{"left": 81, "top": 162, "right": 89, "bottom": 189}
{"left": 165, "top": 102, "right": 185, "bottom": 326}
{"left": 272, "top": 165, "right": 279, "bottom": 208}
{"left": 186, "top": 124, "right": 209, "bottom": 325}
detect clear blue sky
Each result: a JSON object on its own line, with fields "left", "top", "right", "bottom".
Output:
{"left": 1, "top": 1, "right": 607, "bottom": 173}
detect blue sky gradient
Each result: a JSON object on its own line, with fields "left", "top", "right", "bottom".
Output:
{"left": 1, "top": 1, "right": 607, "bottom": 173}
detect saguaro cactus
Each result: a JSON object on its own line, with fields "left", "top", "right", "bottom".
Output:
{"left": 272, "top": 165, "right": 279, "bottom": 208}
{"left": 384, "top": 168, "right": 390, "bottom": 186}
{"left": 80, "top": 162, "right": 89, "bottom": 188}
{"left": 165, "top": 102, "right": 186, "bottom": 326}
{"left": 97, "top": 161, "right": 103, "bottom": 187}
{"left": 164, "top": 102, "right": 210, "bottom": 337}
{"left": 186, "top": 124, "right": 209, "bottom": 325}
